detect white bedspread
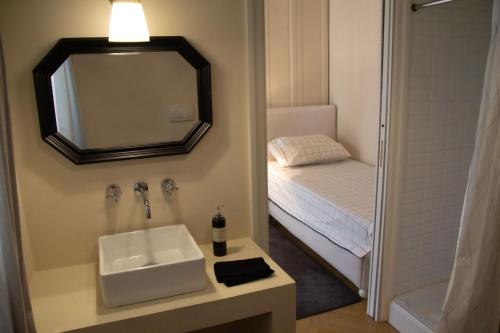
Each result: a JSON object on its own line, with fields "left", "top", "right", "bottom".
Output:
{"left": 268, "top": 159, "right": 375, "bottom": 257}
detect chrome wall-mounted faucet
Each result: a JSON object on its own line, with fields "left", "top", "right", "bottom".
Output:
{"left": 161, "top": 178, "right": 178, "bottom": 197}
{"left": 134, "top": 181, "right": 151, "bottom": 219}
{"left": 105, "top": 184, "right": 122, "bottom": 202}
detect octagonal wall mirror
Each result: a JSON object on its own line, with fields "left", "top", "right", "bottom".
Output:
{"left": 33, "top": 37, "right": 212, "bottom": 164}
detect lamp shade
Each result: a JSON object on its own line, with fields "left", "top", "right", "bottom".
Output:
{"left": 108, "top": 1, "right": 149, "bottom": 42}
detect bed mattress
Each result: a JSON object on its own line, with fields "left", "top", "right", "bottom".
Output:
{"left": 268, "top": 159, "right": 375, "bottom": 257}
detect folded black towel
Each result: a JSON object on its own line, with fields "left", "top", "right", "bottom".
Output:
{"left": 214, "top": 257, "right": 275, "bottom": 287}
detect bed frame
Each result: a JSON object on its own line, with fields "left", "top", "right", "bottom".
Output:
{"left": 267, "top": 105, "right": 370, "bottom": 298}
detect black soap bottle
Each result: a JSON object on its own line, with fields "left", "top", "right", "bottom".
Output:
{"left": 212, "top": 206, "right": 227, "bottom": 256}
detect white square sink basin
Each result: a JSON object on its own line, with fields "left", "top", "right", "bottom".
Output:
{"left": 99, "top": 224, "right": 206, "bottom": 307}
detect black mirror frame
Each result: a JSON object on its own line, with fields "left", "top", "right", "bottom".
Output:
{"left": 33, "top": 36, "right": 212, "bottom": 165}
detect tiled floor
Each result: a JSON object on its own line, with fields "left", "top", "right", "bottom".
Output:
{"left": 297, "top": 300, "right": 398, "bottom": 333}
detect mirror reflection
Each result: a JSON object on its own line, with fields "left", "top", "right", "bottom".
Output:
{"left": 51, "top": 52, "right": 199, "bottom": 149}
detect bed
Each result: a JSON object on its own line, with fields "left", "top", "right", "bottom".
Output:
{"left": 267, "top": 105, "right": 375, "bottom": 297}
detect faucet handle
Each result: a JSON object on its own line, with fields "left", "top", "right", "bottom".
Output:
{"left": 105, "top": 184, "right": 122, "bottom": 202}
{"left": 161, "top": 178, "right": 178, "bottom": 197}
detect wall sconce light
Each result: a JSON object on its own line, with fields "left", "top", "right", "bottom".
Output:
{"left": 108, "top": 0, "right": 150, "bottom": 42}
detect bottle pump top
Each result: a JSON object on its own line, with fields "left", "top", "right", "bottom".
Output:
{"left": 214, "top": 205, "right": 224, "bottom": 218}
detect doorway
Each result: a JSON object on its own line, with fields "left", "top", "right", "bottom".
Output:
{"left": 247, "top": 0, "right": 390, "bottom": 321}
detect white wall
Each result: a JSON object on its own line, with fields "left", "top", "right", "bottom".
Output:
{"left": 329, "top": 0, "right": 383, "bottom": 166}
{"left": 265, "top": 0, "right": 329, "bottom": 108}
{"left": 394, "top": 0, "right": 492, "bottom": 294}
{"left": 0, "top": 0, "right": 253, "bottom": 271}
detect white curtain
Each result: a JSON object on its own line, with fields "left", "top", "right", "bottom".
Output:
{"left": 438, "top": 1, "right": 500, "bottom": 332}
{"left": 0, "top": 36, "right": 35, "bottom": 332}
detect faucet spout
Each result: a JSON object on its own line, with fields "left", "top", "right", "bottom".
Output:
{"left": 143, "top": 199, "right": 151, "bottom": 219}
{"left": 134, "top": 181, "right": 152, "bottom": 220}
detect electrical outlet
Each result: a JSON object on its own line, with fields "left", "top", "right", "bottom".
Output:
{"left": 169, "top": 104, "right": 194, "bottom": 122}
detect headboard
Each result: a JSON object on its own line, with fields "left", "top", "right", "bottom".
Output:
{"left": 267, "top": 105, "right": 337, "bottom": 141}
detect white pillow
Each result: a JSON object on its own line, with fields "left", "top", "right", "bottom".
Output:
{"left": 268, "top": 134, "right": 351, "bottom": 167}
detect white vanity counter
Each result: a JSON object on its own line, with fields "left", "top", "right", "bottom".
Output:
{"left": 29, "top": 238, "right": 296, "bottom": 333}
